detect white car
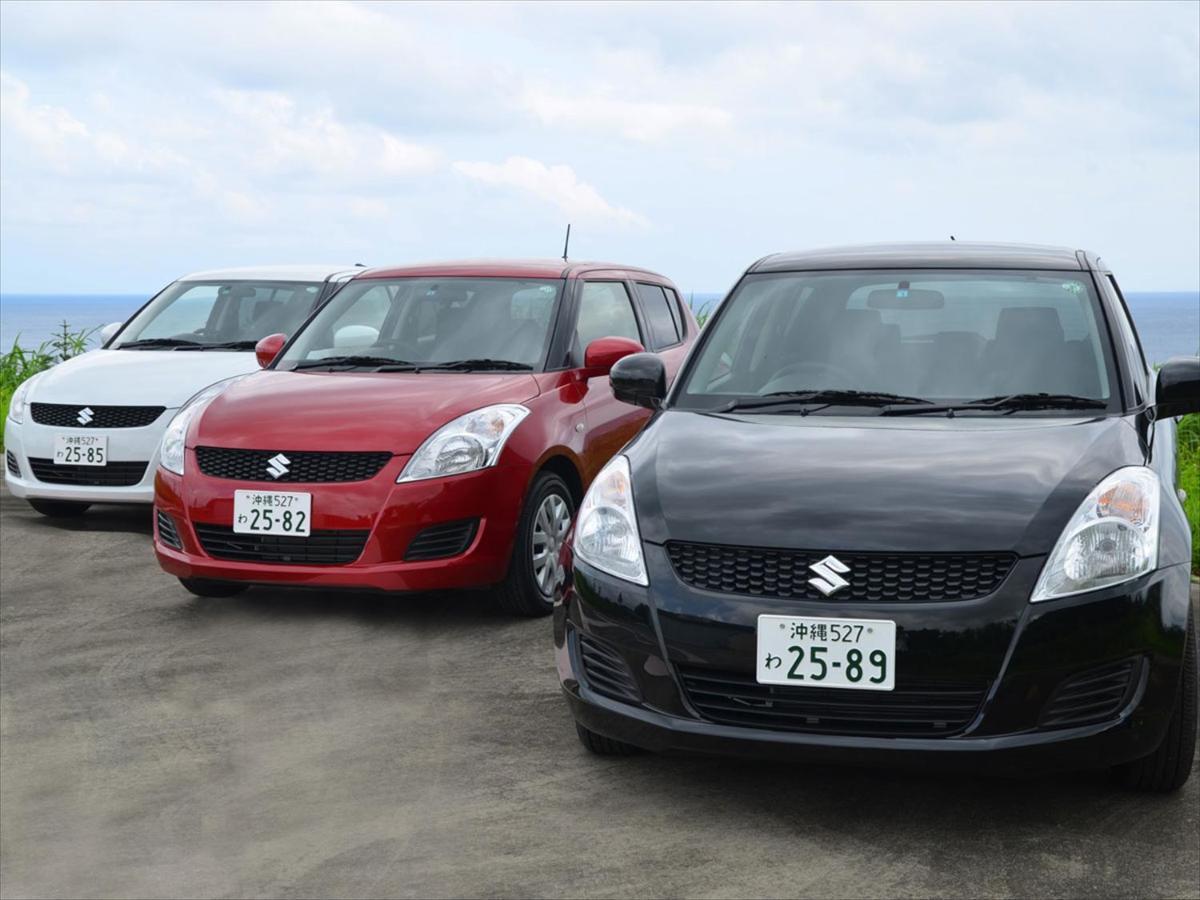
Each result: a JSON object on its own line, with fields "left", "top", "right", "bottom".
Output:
{"left": 4, "top": 264, "right": 361, "bottom": 517}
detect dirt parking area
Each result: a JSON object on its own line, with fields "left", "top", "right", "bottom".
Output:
{"left": 1, "top": 487, "right": 1197, "bottom": 899}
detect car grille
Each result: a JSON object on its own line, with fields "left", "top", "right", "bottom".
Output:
{"left": 30, "top": 403, "right": 165, "bottom": 428}
{"left": 404, "top": 519, "right": 479, "bottom": 561}
{"left": 193, "top": 523, "right": 369, "bottom": 565}
{"left": 1039, "top": 657, "right": 1141, "bottom": 729}
{"left": 5, "top": 450, "right": 18, "bottom": 476}
{"left": 666, "top": 542, "right": 1015, "bottom": 603}
{"left": 156, "top": 510, "right": 183, "bottom": 550}
{"left": 678, "top": 666, "right": 988, "bottom": 737}
{"left": 194, "top": 447, "right": 392, "bottom": 483}
{"left": 28, "top": 458, "right": 147, "bottom": 486}
{"left": 579, "top": 635, "right": 642, "bottom": 704}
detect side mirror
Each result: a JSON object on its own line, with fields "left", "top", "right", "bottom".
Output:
{"left": 255, "top": 333, "right": 287, "bottom": 368}
{"left": 583, "top": 336, "right": 644, "bottom": 377}
{"left": 98, "top": 322, "right": 122, "bottom": 346}
{"left": 1155, "top": 356, "right": 1200, "bottom": 419}
{"left": 610, "top": 352, "right": 667, "bottom": 409}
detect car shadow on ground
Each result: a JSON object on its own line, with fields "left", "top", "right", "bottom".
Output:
{"left": 6, "top": 501, "right": 154, "bottom": 537}
{"left": 180, "top": 583, "right": 518, "bottom": 627}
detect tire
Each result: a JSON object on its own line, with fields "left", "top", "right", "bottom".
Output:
{"left": 497, "top": 471, "right": 575, "bottom": 617}
{"left": 1114, "top": 610, "right": 1197, "bottom": 792}
{"left": 28, "top": 499, "right": 91, "bottom": 517}
{"left": 575, "top": 722, "right": 641, "bottom": 756}
{"left": 178, "top": 577, "right": 248, "bottom": 598}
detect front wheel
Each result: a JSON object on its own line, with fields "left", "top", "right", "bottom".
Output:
{"left": 497, "top": 471, "right": 574, "bottom": 617}
{"left": 178, "top": 577, "right": 248, "bottom": 598}
{"left": 1113, "top": 611, "right": 1196, "bottom": 792}
{"left": 28, "top": 499, "right": 91, "bottom": 517}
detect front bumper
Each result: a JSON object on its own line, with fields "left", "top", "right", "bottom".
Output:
{"left": 4, "top": 414, "right": 169, "bottom": 504}
{"left": 556, "top": 544, "right": 1194, "bottom": 773}
{"left": 154, "top": 451, "right": 530, "bottom": 592}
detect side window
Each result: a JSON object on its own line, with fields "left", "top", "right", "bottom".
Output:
{"left": 574, "top": 281, "right": 641, "bottom": 354}
{"left": 635, "top": 282, "right": 682, "bottom": 349}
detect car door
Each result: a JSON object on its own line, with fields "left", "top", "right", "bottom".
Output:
{"left": 572, "top": 278, "right": 653, "bottom": 480}
{"left": 631, "top": 280, "right": 692, "bottom": 382}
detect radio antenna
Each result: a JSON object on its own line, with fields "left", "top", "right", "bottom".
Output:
{"left": 562, "top": 223, "right": 572, "bottom": 261}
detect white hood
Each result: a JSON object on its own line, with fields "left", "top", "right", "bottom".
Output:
{"left": 27, "top": 349, "right": 261, "bottom": 409}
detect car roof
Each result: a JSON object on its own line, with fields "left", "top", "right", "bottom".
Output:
{"left": 750, "top": 242, "right": 1093, "bottom": 273}
{"left": 355, "top": 258, "right": 672, "bottom": 281}
{"left": 177, "top": 264, "right": 363, "bottom": 282}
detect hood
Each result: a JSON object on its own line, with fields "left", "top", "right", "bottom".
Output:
{"left": 628, "top": 410, "right": 1146, "bottom": 556}
{"left": 193, "top": 370, "right": 541, "bottom": 454}
{"left": 27, "top": 349, "right": 258, "bottom": 408}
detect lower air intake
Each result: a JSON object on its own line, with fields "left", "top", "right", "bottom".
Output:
{"left": 579, "top": 635, "right": 642, "bottom": 704}
{"left": 678, "top": 667, "right": 987, "bottom": 738}
{"left": 1040, "top": 658, "right": 1142, "bottom": 729}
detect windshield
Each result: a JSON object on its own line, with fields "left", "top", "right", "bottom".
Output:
{"left": 676, "top": 269, "right": 1117, "bottom": 414}
{"left": 113, "top": 280, "right": 326, "bottom": 349}
{"left": 276, "top": 277, "right": 563, "bottom": 371}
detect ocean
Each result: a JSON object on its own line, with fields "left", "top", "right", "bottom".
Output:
{"left": 1, "top": 290, "right": 1197, "bottom": 364}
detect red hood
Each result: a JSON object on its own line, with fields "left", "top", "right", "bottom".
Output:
{"left": 192, "top": 370, "right": 542, "bottom": 454}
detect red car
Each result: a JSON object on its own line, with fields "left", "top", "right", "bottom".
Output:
{"left": 153, "top": 259, "right": 695, "bottom": 615}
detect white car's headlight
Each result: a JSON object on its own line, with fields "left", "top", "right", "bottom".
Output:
{"left": 158, "top": 375, "right": 250, "bottom": 476}
{"left": 573, "top": 455, "right": 647, "bottom": 586}
{"left": 7, "top": 372, "right": 44, "bottom": 424}
{"left": 397, "top": 404, "right": 529, "bottom": 482}
{"left": 1032, "top": 466, "right": 1160, "bottom": 602}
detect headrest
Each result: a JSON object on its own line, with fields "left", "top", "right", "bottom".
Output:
{"left": 836, "top": 308, "right": 883, "bottom": 330}
{"left": 994, "top": 307, "right": 1064, "bottom": 343}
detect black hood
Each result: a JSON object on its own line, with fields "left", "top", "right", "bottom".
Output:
{"left": 627, "top": 410, "right": 1147, "bottom": 556}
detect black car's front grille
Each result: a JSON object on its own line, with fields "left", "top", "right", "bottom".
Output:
{"left": 156, "top": 510, "right": 183, "bottom": 550}
{"left": 6, "top": 450, "right": 19, "bottom": 476}
{"left": 28, "top": 458, "right": 147, "bottom": 486}
{"left": 666, "top": 542, "right": 1016, "bottom": 603}
{"left": 193, "top": 523, "right": 369, "bottom": 565}
{"left": 30, "top": 403, "right": 165, "bottom": 428}
{"left": 404, "top": 519, "right": 479, "bottom": 561}
{"left": 195, "top": 447, "right": 392, "bottom": 483}
{"left": 678, "top": 666, "right": 988, "bottom": 738}
{"left": 1040, "top": 658, "right": 1141, "bottom": 729}
{"left": 579, "top": 635, "right": 642, "bottom": 704}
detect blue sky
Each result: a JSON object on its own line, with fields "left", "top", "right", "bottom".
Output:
{"left": 1, "top": 0, "right": 1197, "bottom": 294}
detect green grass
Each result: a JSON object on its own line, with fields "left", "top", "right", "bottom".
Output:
{"left": 1177, "top": 413, "right": 1200, "bottom": 575}
{"left": 0, "top": 323, "right": 95, "bottom": 451}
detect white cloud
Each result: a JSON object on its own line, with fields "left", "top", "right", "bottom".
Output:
{"left": 521, "top": 88, "right": 731, "bottom": 143}
{"left": 453, "top": 156, "right": 648, "bottom": 228}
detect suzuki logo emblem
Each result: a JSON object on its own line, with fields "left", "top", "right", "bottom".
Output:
{"left": 77, "top": 407, "right": 94, "bottom": 425}
{"left": 265, "top": 453, "right": 290, "bottom": 480}
{"left": 808, "top": 554, "right": 850, "bottom": 596}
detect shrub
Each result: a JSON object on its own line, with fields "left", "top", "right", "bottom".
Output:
{"left": 0, "top": 322, "right": 95, "bottom": 451}
{"left": 1177, "top": 413, "right": 1200, "bottom": 575}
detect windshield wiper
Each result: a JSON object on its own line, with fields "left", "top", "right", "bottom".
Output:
{"left": 717, "top": 389, "right": 930, "bottom": 414}
{"left": 419, "top": 359, "right": 534, "bottom": 372}
{"left": 881, "top": 392, "right": 1107, "bottom": 417}
{"left": 116, "top": 338, "right": 202, "bottom": 350}
{"left": 175, "top": 340, "right": 259, "bottom": 351}
{"left": 291, "top": 355, "right": 418, "bottom": 371}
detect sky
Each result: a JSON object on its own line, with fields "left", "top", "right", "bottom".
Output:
{"left": 0, "top": 0, "right": 1197, "bottom": 295}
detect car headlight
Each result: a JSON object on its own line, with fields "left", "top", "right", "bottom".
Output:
{"left": 1032, "top": 466, "right": 1160, "bottom": 602}
{"left": 7, "top": 372, "right": 44, "bottom": 424}
{"left": 397, "top": 404, "right": 529, "bottom": 482}
{"left": 573, "top": 455, "right": 647, "bottom": 586}
{"left": 158, "top": 375, "right": 250, "bottom": 476}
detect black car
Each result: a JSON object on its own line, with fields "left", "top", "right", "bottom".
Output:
{"left": 555, "top": 242, "right": 1200, "bottom": 791}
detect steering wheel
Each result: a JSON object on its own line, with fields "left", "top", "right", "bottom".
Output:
{"left": 759, "top": 360, "right": 859, "bottom": 395}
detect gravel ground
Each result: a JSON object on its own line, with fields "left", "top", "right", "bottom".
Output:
{"left": 1, "top": 487, "right": 1198, "bottom": 899}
